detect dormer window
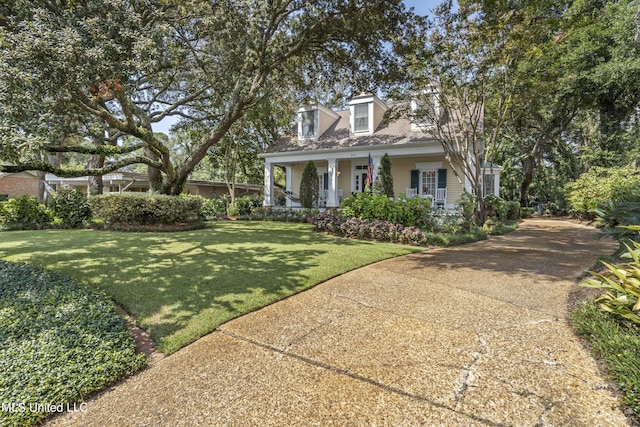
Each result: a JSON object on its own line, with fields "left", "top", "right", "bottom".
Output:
{"left": 301, "top": 110, "right": 315, "bottom": 137}
{"left": 297, "top": 102, "right": 339, "bottom": 140}
{"left": 349, "top": 93, "right": 388, "bottom": 135}
{"left": 411, "top": 87, "right": 439, "bottom": 131}
{"left": 353, "top": 104, "right": 369, "bottom": 132}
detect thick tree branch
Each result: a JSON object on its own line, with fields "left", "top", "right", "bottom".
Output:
{"left": 40, "top": 142, "right": 146, "bottom": 156}
{"left": 1, "top": 155, "right": 162, "bottom": 176}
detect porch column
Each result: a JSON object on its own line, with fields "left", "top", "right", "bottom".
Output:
{"left": 263, "top": 161, "right": 274, "bottom": 207}
{"left": 372, "top": 155, "right": 382, "bottom": 185}
{"left": 493, "top": 172, "right": 500, "bottom": 197}
{"left": 327, "top": 158, "right": 339, "bottom": 208}
{"left": 285, "top": 166, "right": 292, "bottom": 207}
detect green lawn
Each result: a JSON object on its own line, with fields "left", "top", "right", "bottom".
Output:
{"left": 0, "top": 222, "right": 421, "bottom": 354}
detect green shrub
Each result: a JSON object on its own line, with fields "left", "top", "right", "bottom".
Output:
{"left": 343, "top": 192, "right": 403, "bottom": 223}
{"left": 397, "top": 195, "right": 432, "bottom": 227}
{"left": 0, "top": 195, "right": 52, "bottom": 230}
{"left": 299, "top": 161, "right": 319, "bottom": 209}
{"left": 565, "top": 166, "right": 640, "bottom": 218}
{"left": 0, "top": 260, "right": 146, "bottom": 426}
{"left": 188, "top": 195, "right": 228, "bottom": 219}
{"left": 341, "top": 192, "right": 430, "bottom": 226}
{"left": 89, "top": 193, "right": 203, "bottom": 227}
{"left": 483, "top": 194, "right": 508, "bottom": 221}
{"left": 582, "top": 229, "right": 640, "bottom": 325}
{"left": 505, "top": 201, "right": 521, "bottom": 220}
{"left": 456, "top": 192, "right": 478, "bottom": 230}
{"left": 374, "top": 153, "right": 394, "bottom": 198}
{"left": 205, "top": 197, "right": 229, "bottom": 218}
{"left": 234, "top": 194, "right": 263, "bottom": 216}
{"left": 239, "top": 207, "right": 317, "bottom": 222}
{"left": 51, "top": 189, "right": 91, "bottom": 228}
{"left": 594, "top": 196, "right": 640, "bottom": 244}
{"left": 520, "top": 207, "right": 535, "bottom": 218}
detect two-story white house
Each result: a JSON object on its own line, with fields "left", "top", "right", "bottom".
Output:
{"left": 260, "top": 93, "right": 500, "bottom": 209}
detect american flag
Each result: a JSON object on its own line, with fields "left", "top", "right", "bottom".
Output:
{"left": 366, "top": 153, "right": 373, "bottom": 188}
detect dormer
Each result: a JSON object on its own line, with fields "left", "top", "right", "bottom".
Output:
{"left": 348, "top": 93, "right": 388, "bottom": 135}
{"left": 411, "top": 86, "right": 440, "bottom": 131}
{"left": 297, "top": 101, "right": 340, "bottom": 140}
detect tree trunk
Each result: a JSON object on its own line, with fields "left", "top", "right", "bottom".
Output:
{"left": 146, "top": 147, "right": 163, "bottom": 193}
{"left": 37, "top": 171, "right": 47, "bottom": 203}
{"left": 87, "top": 154, "right": 105, "bottom": 195}
{"left": 520, "top": 156, "right": 535, "bottom": 207}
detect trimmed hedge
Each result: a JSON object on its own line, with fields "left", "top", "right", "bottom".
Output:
{"left": 0, "top": 260, "right": 146, "bottom": 426}
{"left": 89, "top": 193, "right": 203, "bottom": 227}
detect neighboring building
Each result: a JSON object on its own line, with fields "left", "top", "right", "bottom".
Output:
{"left": 0, "top": 170, "right": 261, "bottom": 200}
{"left": 260, "top": 93, "right": 501, "bottom": 210}
{"left": 0, "top": 171, "right": 40, "bottom": 200}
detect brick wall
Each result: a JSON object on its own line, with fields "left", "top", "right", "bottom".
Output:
{"left": 0, "top": 175, "right": 40, "bottom": 199}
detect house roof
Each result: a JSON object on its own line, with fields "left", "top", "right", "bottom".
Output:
{"left": 264, "top": 107, "right": 437, "bottom": 155}
{"left": 0, "top": 171, "right": 38, "bottom": 180}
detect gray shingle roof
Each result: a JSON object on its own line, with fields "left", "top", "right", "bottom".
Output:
{"left": 265, "top": 109, "right": 435, "bottom": 154}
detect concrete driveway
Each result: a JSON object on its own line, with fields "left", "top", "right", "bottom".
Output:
{"left": 48, "top": 218, "right": 630, "bottom": 426}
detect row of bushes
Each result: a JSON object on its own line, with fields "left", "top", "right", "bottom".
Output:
{"left": 340, "top": 191, "right": 523, "bottom": 234}
{"left": 312, "top": 211, "right": 430, "bottom": 246}
{"left": 0, "top": 192, "right": 204, "bottom": 230}
{"left": 0, "top": 192, "right": 267, "bottom": 231}
{"left": 0, "top": 260, "right": 146, "bottom": 426}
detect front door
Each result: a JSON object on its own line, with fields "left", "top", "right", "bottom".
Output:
{"left": 355, "top": 172, "right": 369, "bottom": 192}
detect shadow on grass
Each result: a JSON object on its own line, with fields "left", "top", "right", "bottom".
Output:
{"left": 0, "top": 222, "right": 406, "bottom": 353}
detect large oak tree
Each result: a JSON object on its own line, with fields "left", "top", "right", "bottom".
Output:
{"left": 0, "top": 0, "right": 416, "bottom": 194}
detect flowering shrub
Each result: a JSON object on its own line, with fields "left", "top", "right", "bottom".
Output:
{"left": 313, "top": 211, "right": 429, "bottom": 247}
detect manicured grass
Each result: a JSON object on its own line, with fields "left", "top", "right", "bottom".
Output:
{"left": 572, "top": 302, "right": 640, "bottom": 419}
{"left": 0, "top": 222, "right": 421, "bottom": 354}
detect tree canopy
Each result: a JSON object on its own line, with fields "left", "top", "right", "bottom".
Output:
{"left": 405, "top": 0, "right": 639, "bottom": 210}
{"left": 0, "top": 0, "right": 417, "bottom": 194}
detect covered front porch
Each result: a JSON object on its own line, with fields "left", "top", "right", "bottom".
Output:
{"left": 261, "top": 143, "right": 475, "bottom": 210}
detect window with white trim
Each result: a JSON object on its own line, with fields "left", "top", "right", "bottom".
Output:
{"left": 484, "top": 174, "right": 496, "bottom": 196}
{"left": 353, "top": 104, "right": 369, "bottom": 132}
{"left": 421, "top": 171, "right": 436, "bottom": 195}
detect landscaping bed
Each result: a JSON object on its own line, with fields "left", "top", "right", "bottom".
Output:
{"left": 0, "top": 260, "right": 146, "bottom": 427}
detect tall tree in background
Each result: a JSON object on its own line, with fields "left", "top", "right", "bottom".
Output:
{"left": 0, "top": 0, "right": 417, "bottom": 194}
{"left": 491, "top": 0, "right": 640, "bottom": 206}
{"left": 405, "top": 0, "right": 513, "bottom": 220}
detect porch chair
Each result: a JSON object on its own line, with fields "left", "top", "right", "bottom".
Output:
{"left": 434, "top": 188, "right": 447, "bottom": 209}
{"left": 405, "top": 188, "right": 417, "bottom": 199}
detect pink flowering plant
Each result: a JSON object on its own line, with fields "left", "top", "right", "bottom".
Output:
{"left": 312, "top": 211, "right": 429, "bottom": 247}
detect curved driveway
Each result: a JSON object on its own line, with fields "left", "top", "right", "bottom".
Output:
{"left": 49, "top": 218, "right": 630, "bottom": 426}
